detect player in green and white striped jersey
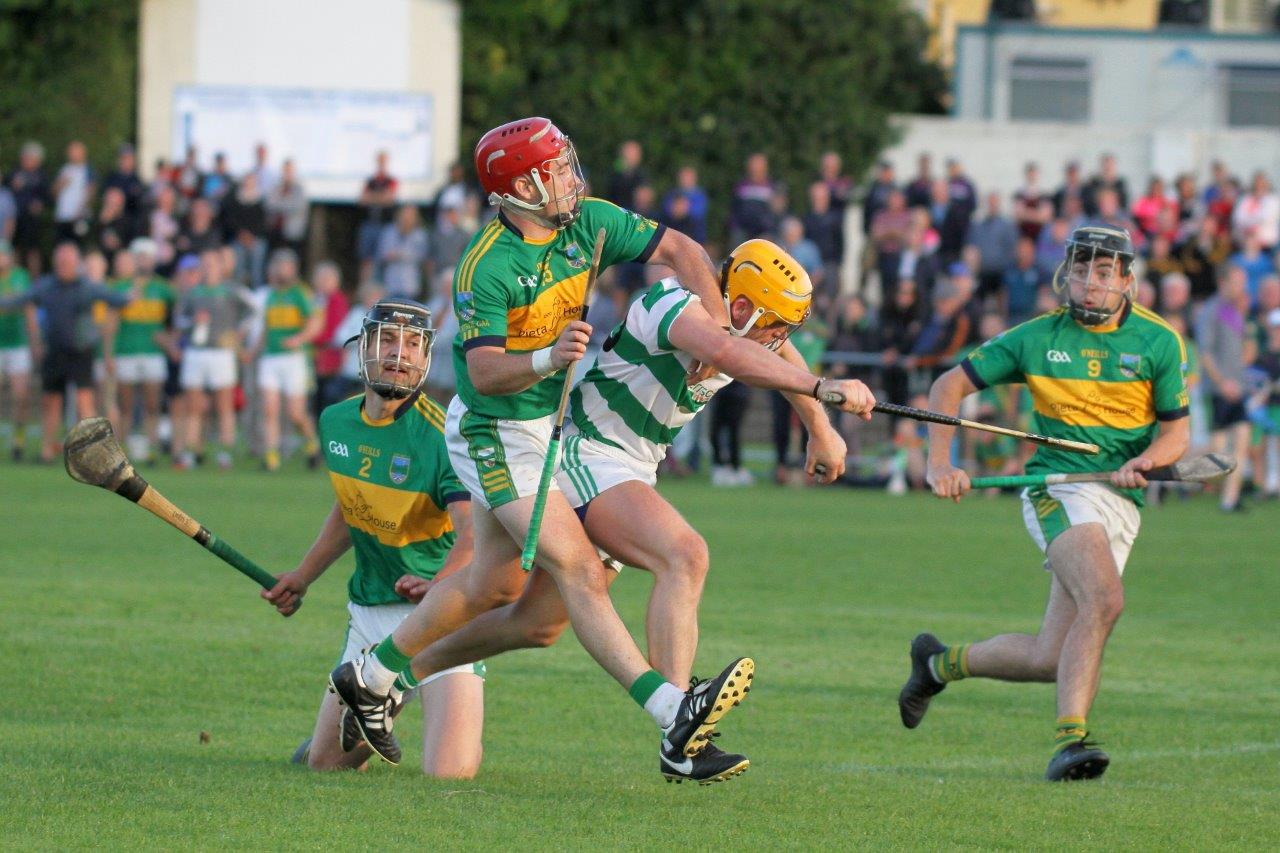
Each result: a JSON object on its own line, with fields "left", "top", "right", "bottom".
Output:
{"left": 391, "top": 239, "right": 876, "bottom": 780}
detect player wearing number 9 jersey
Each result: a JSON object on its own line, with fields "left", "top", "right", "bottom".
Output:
{"left": 902, "top": 225, "right": 1190, "bottom": 782}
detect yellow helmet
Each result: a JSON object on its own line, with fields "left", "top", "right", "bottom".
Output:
{"left": 721, "top": 239, "right": 813, "bottom": 337}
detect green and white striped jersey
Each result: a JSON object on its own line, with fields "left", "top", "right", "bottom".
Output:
{"left": 568, "top": 278, "right": 731, "bottom": 464}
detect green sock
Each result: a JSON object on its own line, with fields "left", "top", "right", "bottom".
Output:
{"left": 373, "top": 636, "right": 412, "bottom": 675}
{"left": 627, "top": 669, "right": 666, "bottom": 709}
{"left": 928, "top": 643, "right": 971, "bottom": 683}
{"left": 1054, "top": 716, "right": 1087, "bottom": 754}
{"left": 393, "top": 669, "right": 420, "bottom": 692}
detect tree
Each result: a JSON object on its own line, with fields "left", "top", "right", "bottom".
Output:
{"left": 461, "top": 0, "right": 946, "bottom": 239}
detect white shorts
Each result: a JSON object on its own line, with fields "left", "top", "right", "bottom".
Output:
{"left": 115, "top": 353, "right": 167, "bottom": 384}
{"left": 181, "top": 348, "right": 237, "bottom": 391}
{"left": 257, "top": 351, "right": 310, "bottom": 395}
{"left": 1021, "top": 482, "right": 1141, "bottom": 576}
{"left": 555, "top": 430, "right": 658, "bottom": 508}
{"left": 339, "top": 601, "right": 485, "bottom": 695}
{"left": 0, "top": 346, "right": 31, "bottom": 377}
{"left": 445, "top": 396, "right": 558, "bottom": 510}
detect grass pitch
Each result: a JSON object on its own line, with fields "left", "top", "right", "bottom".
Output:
{"left": 1, "top": 462, "right": 1276, "bottom": 849}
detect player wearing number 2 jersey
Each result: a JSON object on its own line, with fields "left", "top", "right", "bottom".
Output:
{"left": 901, "top": 225, "right": 1190, "bottom": 782}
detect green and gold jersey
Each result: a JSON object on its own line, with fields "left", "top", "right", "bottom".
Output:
{"left": 264, "top": 282, "right": 313, "bottom": 355}
{"left": 452, "top": 197, "right": 664, "bottom": 420}
{"left": 962, "top": 304, "right": 1189, "bottom": 505}
{"left": 319, "top": 392, "right": 469, "bottom": 606}
{"left": 112, "top": 278, "right": 171, "bottom": 356}
{"left": 0, "top": 267, "right": 31, "bottom": 348}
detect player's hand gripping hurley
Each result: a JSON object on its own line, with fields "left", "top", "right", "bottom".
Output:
{"left": 63, "top": 417, "right": 280, "bottom": 594}
{"left": 969, "top": 452, "right": 1235, "bottom": 489}
{"left": 521, "top": 227, "right": 607, "bottom": 570}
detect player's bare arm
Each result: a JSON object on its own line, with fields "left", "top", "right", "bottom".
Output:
{"left": 666, "top": 301, "right": 875, "bottom": 415}
{"left": 263, "top": 501, "right": 352, "bottom": 616}
{"left": 646, "top": 229, "right": 729, "bottom": 326}
{"left": 925, "top": 365, "right": 979, "bottom": 501}
{"left": 465, "top": 319, "right": 591, "bottom": 396}
{"left": 773, "top": 340, "right": 849, "bottom": 482}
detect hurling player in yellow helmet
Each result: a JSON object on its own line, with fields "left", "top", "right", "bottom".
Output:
{"left": 370, "top": 238, "right": 876, "bottom": 785}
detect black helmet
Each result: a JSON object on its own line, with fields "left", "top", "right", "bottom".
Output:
{"left": 352, "top": 299, "right": 436, "bottom": 399}
{"left": 1053, "top": 224, "right": 1136, "bottom": 326}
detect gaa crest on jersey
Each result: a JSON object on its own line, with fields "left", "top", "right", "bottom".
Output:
{"left": 563, "top": 242, "right": 587, "bottom": 270}
{"left": 1119, "top": 353, "right": 1141, "bottom": 378}
{"left": 456, "top": 291, "right": 476, "bottom": 322}
{"left": 389, "top": 453, "right": 411, "bottom": 484}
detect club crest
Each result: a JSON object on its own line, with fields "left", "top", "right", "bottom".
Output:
{"left": 563, "top": 242, "right": 587, "bottom": 270}
{"left": 456, "top": 291, "right": 476, "bottom": 322}
{"left": 389, "top": 454, "right": 411, "bottom": 484}
{"left": 1119, "top": 353, "right": 1141, "bottom": 378}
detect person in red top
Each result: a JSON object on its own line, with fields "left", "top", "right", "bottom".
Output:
{"left": 310, "top": 260, "right": 351, "bottom": 413}
{"left": 1131, "top": 176, "right": 1176, "bottom": 241}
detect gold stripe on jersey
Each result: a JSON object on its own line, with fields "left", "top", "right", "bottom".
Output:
{"left": 328, "top": 472, "right": 453, "bottom": 546}
{"left": 456, "top": 219, "right": 503, "bottom": 294}
{"left": 121, "top": 299, "right": 167, "bottom": 324}
{"left": 415, "top": 397, "right": 446, "bottom": 432}
{"left": 504, "top": 270, "right": 591, "bottom": 351}
{"left": 1132, "top": 304, "right": 1188, "bottom": 364}
{"left": 266, "top": 304, "right": 304, "bottom": 329}
{"left": 1025, "top": 374, "right": 1154, "bottom": 430}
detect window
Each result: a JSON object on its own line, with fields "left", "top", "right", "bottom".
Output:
{"left": 1008, "top": 57, "right": 1091, "bottom": 123}
{"left": 1224, "top": 65, "right": 1280, "bottom": 128}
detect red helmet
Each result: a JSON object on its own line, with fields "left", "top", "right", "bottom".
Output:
{"left": 473, "top": 117, "right": 585, "bottom": 228}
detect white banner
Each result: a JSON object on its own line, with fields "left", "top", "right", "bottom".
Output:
{"left": 171, "top": 85, "right": 433, "bottom": 192}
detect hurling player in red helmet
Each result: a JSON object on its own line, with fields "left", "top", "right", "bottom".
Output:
{"left": 330, "top": 117, "right": 850, "bottom": 784}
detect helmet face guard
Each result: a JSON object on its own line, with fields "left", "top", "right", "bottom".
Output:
{"left": 490, "top": 141, "right": 586, "bottom": 230}
{"left": 1052, "top": 226, "right": 1136, "bottom": 326}
{"left": 354, "top": 300, "right": 436, "bottom": 399}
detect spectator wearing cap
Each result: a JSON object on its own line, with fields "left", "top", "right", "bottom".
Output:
{"left": 966, "top": 190, "right": 1018, "bottom": 299}
{"left": 52, "top": 140, "right": 95, "bottom": 247}
{"left": 1013, "top": 162, "right": 1053, "bottom": 240}
{"left": 1082, "top": 152, "right": 1129, "bottom": 217}
{"left": 104, "top": 144, "right": 146, "bottom": 223}
{"left": 662, "top": 166, "right": 708, "bottom": 245}
{"left": 266, "top": 158, "right": 309, "bottom": 258}
{"left": 0, "top": 238, "right": 34, "bottom": 458}
{"left": 357, "top": 151, "right": 398, "bottom": 276}
{"left": 1232, "top": 171, "right": 1280, "bottom": 251}
{"left": 0, "top": 241, "right": 133, "bottom": 462}
{"left": 861, "top": 160, "right": 897, "bottom": 236}
{"left": 377, "top": 204, "right": 429, "bottom": 300}
{"left": 607, "top": 140, "right": 648, "bottom": 208}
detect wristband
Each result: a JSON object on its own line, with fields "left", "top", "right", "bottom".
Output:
{"left": 531, "top": 347, "right": 558, "bottom": 378}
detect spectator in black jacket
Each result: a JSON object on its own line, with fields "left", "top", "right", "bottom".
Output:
{"left": 928, "top": 179, "right": 970, "bottom": 263}
{"left": 861, "top": 160, "right": 897, "bottom": 236}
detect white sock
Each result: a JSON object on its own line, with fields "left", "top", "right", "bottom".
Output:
{"left": 359, "top": 652, "right": 399, "bottom": 695}
{"left": 646, "top": 682, "right": 685, "bottom": 730}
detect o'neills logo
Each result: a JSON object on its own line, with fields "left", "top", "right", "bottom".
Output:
{"left": 343, "top": 493, "right": 398, "bottom": 532}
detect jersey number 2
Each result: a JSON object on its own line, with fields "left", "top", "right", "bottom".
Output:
{"left": 358, "top": 457, "right": 372, "bottom": 478}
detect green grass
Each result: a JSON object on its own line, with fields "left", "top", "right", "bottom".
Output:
{"left": 1, "top": 463, "right": 1276, "bottom": 849}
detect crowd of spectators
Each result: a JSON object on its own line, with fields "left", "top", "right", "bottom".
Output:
{"left": 0, "top": 136, "right": 1276, "bottom": 507}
